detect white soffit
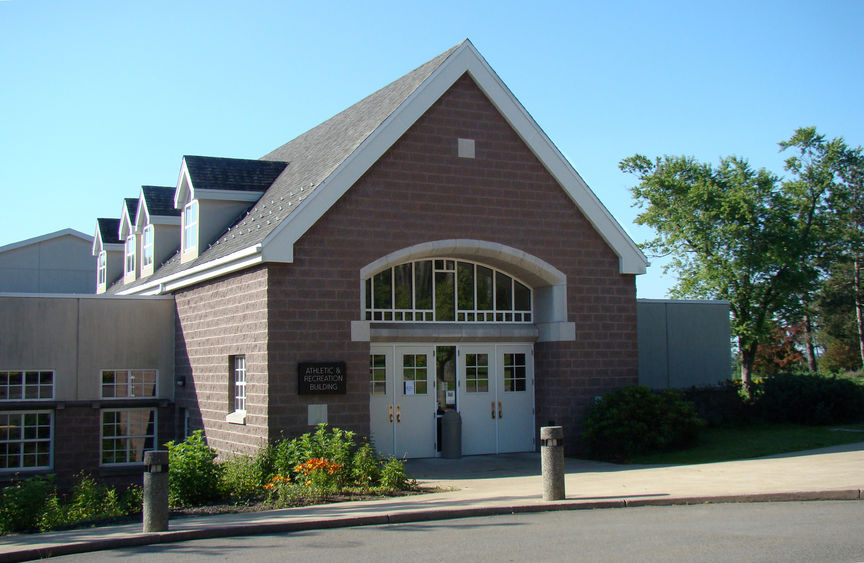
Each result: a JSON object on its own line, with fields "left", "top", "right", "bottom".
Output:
{"left": 263, "top": 40, "right": 647, "bottom": 275}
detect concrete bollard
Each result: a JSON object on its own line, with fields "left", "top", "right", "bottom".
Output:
{"left": 540, "top": 426, "right": 565, "bottom": 501}
{"left": 142, "top": 450, "right": 170, "bottom": 533}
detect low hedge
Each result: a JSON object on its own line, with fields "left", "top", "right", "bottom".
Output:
{"left": 581, "top": 386, "right": 705, "bottom": 462}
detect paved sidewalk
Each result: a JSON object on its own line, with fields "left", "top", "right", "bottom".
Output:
{"left": 2, "top": 442, "right": 863, "bottom": 562}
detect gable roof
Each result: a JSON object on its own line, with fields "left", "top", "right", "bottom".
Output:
{"left": 92, "top": 218, "right": 122, "bottom": 255}
{"left": 185, "top": 156, "right": 289, "bottom": 193}
{"left": 118, "top": 198, "right": 139, "bottom": 240}
{"left": 116, "top": 40, "right": 646, "bottom": 295}
{"left": 141, "top": 186, "right": 181, "bottom": 219}
{"left": 0, "top": 228, "right": 92, "bottom": 255}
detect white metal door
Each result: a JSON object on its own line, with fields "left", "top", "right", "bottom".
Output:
{"left": 369, "top": 346, "right": 395, "bottom": 457}
{"left": 458, "top": 345, "right": 497, "bottom": 455}
{"left": 394, "top": 346, "right": 437, "bottom": 458}
{"left": 495, "top": 344, "right": 535, "bottom": 453}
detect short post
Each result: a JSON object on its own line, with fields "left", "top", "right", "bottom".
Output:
{"left": 142, "top": 450, "right": 169, "bottom": 533}
{"left": 540, "top": 426, "right": 565, "bottom": 501}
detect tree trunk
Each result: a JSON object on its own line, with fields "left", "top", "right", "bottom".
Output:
{"left": 855, "top": 257, "right": 864, "bottom": 370}
{"left": 803, "top": 314, "right": 818, "bottom": 372}
{"left": 739, "top": 341, "right": 758, "bottom": 395}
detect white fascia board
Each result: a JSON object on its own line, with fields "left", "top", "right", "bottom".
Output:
{"left": 458, "top": 44, "right": 648, "bottom": 275}
{"left": 174, "top": 160, "right": 192, "bottom": 209}
{"left": 192, "top": 189, "right": 264, "bottom": 203}
{"left": 115, "top": 244, "right": 264, "bottom": 296}
{"left": 1, "top": 228, "right": 93, "bottom": 255}
{"left": 148, "top": 216, "right": 181, "bottom": 226}
{"left": 261, "top": 42, "right": 472, "bottom": 253}
{"left": 134, "top": 190, "right": 148, "bottom": 229}
{"left": 92, "top": 229, "right": 103, "bottom": 255}
{"left": 119, "top": 203, "right": 136, "bottom": 239}
{"left": 260, "top": 41, "right": 646, "bottom": 275}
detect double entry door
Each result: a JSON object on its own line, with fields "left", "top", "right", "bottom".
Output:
{"left": 369, "top": 343, "right": 534, "bottom": 458}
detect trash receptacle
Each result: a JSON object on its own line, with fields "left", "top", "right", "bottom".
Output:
{"left": 441, "top": 410, "right": 462, "bottom": 459}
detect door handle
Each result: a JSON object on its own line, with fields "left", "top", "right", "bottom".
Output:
{"left": 396, "top": 405, "right": 401, "bottom": 423}
{"left": 389, "top": 404, "right": 394, "bottom": 423}
{"left": 491, "top": 401, "right": 496, "bottom": 419}
{"left": 498, "top": 401, "right": 503, "bottom": 419}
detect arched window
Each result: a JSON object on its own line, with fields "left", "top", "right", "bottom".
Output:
{"left": 364, "top": 259, "right": 532, "bottom": 323}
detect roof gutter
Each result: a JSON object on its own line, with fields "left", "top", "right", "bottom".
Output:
{"left": 117, "top": 244, "right": 264, "bottom": 296}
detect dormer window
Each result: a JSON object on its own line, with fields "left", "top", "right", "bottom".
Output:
{"left": 124, "top": 236, "right": 136, "bottom": 275}
{"left": 142, "top": 225, "right": 154, "bottom": 268}
{"left": 98, "top": 251, "right": 107, "bottom": 286}
{"left": 183, "top": 201, "right": 198, "bottom": 254}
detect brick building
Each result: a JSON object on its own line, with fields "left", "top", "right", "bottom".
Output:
{"left": 2, "top": 41, "right": 649, "bottom": 481}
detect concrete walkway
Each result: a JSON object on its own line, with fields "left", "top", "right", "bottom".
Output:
{"left": 2, "top": 442, "right": 863, "bottom": 562}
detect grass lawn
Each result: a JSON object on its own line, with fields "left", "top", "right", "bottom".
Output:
{"left": 628, "top": 422, "right": 864, "bottom": 465}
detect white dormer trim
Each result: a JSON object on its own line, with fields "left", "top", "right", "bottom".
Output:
{"left": 134, "top": 189, "right": 149, "bottom": 230}
{"left": 173, "top": 158, "right": 265, "bottom": 209}
{"left": 119, "top": 202, "right": 138, "bottom": 241}
{"left": 261, "top": 40, "right": 648, "bottom": 275}
{"left": 92, "top": 228, "right": 123, "bottom": 256}
{"left": 174, "top": 160, "right": 192, "bottom": 210}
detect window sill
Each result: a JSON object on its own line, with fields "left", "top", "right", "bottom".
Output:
{"left": 226, "top": 410, "right": 246, "bottom": 425}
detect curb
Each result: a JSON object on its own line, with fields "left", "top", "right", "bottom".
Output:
{"left": 3, "top": 489, "right": 861, "bottom": 562}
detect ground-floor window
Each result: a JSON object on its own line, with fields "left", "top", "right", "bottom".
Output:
{"left": 100, "top": 408, "right": 156, "bottom": 465}
{"left": 0, "top": 411, "right": 52, "bottom": 470}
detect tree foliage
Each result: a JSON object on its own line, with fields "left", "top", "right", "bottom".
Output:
{"left": 622, "top": 127, "right": 864, "bottom": 386}
{"left": 621, "top": 148, "right": 824, "bottom": 388}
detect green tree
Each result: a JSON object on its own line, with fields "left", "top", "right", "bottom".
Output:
{"left": 621, "top": 145, "right": 828, "bottom": 390}
{"left": 827, "top": 144, "right": 864, "bottom": 367}
{"left": 816, "top": 262, "right": 861, "bottom": 371}
{"left": 777, "top": 127, "right": 852, "bottom": 370}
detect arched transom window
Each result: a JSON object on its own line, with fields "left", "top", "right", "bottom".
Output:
{"left": 365, "top": 259, "right": 532, "bottom": 323}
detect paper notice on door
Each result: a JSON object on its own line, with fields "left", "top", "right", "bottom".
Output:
{"left": 404, "top": 381, "right": 415, "bottom": 395}
{"left": 446, "top": 389, "right": 456, "bottom": 405}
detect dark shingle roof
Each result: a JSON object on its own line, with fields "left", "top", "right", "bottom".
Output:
{"left": 185, "top": 156, "right": 288, "bottom": 193}
{"left": 123, "top": 198, "right": 139, "bottom": 221}
{"left": 141, "top": 186, "right": 181, "bottom": 218}
{"left": 97, "top": 218, "right": 122, "bottom": 245}
{"left": 110, "top": 43, "right": 462, "bottom": 294}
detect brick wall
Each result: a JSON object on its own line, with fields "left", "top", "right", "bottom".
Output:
{"left": 265, "top": 73, "right": 638, "bottom": 451}
{"left": 174, "top": 266, "right": 269, "bottom": 456}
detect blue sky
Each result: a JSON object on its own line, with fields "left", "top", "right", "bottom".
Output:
{"left": 1, "top": 1, "right": 862, "bottom": 298}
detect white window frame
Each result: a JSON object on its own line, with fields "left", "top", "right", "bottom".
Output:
{"left": 100, "top": 408, "right": 157, "bottom": 466}
{"left": 98, "top": 250, "right": 107, "bottom": 286}
{"left": 182, "top": 200, "right": 198, "bottom": 254}
{"left": 233, "top": 356, "right": 246, "bottom": 412}
{"left": 0, "top": 410, "right": 53, "bottom": 471}
{"left": 141, "top": 225, "right": 154, "bottom": 268}
{"left": 100, "top": 369, "right": 158, "bottom": 399}
{"left": 364, "top": 258, "right": 533, "bottom": 323}
{"left": 0, "top": 371, "right": 54, "bottom": 401}
{"left": 124, "top": 235, "right": 136, "bottom": 275}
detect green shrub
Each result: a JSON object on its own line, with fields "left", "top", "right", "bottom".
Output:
{"left": 351, "top": 442, "right": 381, "bottom": 491}
{"left": 682, "top": 381, "right": 751, "bottom": 426}
{"left": 750, "top": 372, "right": 864, "bottom": 425}
{"left": 220, "top": 454, "right": 266, "bottom": 503}
{"left": 165, "top": 430, "right": 222, "bottom": 507}
{"left": 581, "top": 386, "right": 706, "bottom": 462}
{"left": 380, "top": 457, "right": 410, "bottom": 491}
{"left": 264, "top": 475, "right": 302, "bottom": 508}
{"left": 0, "top": 475, "right": 54, "bottom": 534}
{"left": 273, "top": 424, "right": 356, "bottom": 487}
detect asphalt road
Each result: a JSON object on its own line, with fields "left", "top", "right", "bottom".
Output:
{"left": 54, "top": 501, "right": 864, "bottom": 562}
